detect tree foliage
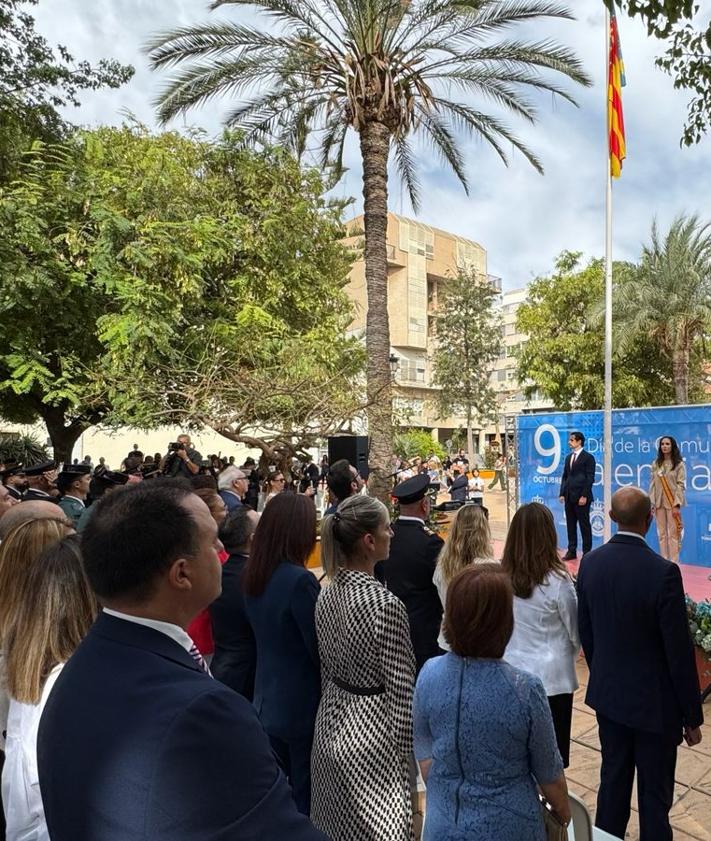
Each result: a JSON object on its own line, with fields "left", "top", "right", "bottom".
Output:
{"left": 616, "top": 214, "right": 711, "bottom": 404}
{"left": 515, "top": 251, "right": 685, "bottom": 410}
{"left": 431, "top": 268, "right": 501, "bottom": 452}
{"left": 393, "top": 429, "right": 446, "bottom": 462}
{"left": 0, "top": 124, "right": 364, "bottom": 462}
{"left": 616, "top": 0, "right": 711, "bottom": 145}
{"left": 0, "top": 0, "right": 133, "bottom": 181}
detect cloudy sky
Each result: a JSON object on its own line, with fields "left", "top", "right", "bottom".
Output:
{"left": 33, "top": 0, "right": 711, "bottom": 290}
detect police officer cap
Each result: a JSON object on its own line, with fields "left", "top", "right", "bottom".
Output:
{"left": 0, "top": 462, "right": 24, "bottom": 478}
{"left": 96, "top": 470, "right": 130, "bottom": 487}
{"left": 392, "top": 472, "right": 430, "bottom": 505}
{"left": 23, "top": 461, "right": 57, "bottom": 476}
{"left": 59, "top": 464, "right": 92, "bottom": 477}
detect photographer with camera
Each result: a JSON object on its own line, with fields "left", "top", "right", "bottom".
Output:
{"left": 161, "top": 434, "right": 202, "bottom": 479}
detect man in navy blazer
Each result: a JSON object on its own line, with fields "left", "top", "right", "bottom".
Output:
{"left": 558, "top": 430, "right": 596, "bottom": 558}
{"left": 577, "top": 487, "right": 703, "bottom": 841}
{"left": 37, "top": 482, "right": 327, "bottom": 841}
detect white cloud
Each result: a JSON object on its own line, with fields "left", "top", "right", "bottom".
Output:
{"left": 32, "top": 0, "right": 711, "bottom": 288}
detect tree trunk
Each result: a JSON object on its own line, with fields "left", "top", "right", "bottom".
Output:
{"left": 359, "top": 121, "right": 393, "bottom": 502}
{"left": 466, "top": 408, "right": 474, "bottom": 467}
{"left": 42, "top": 409, "right": 89, "bottom": 465}
{"left": 672, "top": 342, "right": 690, "bottom": 404}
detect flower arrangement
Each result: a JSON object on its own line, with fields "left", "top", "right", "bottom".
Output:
{"left": 686, "top": 596, "right": 711, "bottom": 655}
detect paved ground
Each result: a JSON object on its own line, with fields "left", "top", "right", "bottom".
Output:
{"left": 569, "top": 657, "right": 711, "bottom": 840}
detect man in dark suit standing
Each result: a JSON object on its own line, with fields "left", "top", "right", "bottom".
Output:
{"left": 577, "top": 487, "right": 703, "bottom": 841}
{"left": 375, "top": 473, "right": 444, "bottom": 672}
{"left": 210, "top": 505, "right": 259, "bottom": 700}
{"left": 38, "top": 482, "right": 327, "bottom": 841}
{"left": 558, "top": 430, "right": 596, "bottom": 558}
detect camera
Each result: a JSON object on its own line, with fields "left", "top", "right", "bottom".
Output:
{"left": 169, "top": 442, "right": 185, "bottom": 452}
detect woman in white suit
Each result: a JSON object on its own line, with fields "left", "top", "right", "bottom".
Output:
{"left": 502, "top": 503, "right": 580, "bottom": 767}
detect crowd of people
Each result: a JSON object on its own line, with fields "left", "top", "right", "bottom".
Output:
{"left": 0, "top": 434, "right": 704, "bottom": 841}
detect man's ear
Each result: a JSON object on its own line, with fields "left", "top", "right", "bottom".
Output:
{"left": 167, "top": 558, "right": 192, "bottom": 591}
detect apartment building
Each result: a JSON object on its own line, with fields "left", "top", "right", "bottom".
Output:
{"left": 346, "top": 213, "right": 502, "bottom": 449}
{"left": 491, "top": 288, "right": 554, "bottom": 418}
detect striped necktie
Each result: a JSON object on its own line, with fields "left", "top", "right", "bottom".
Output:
{"left": 189, "top": 643, "right": 211, "bottom": 676}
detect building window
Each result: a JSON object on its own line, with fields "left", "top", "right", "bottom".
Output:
{"left": 505, "top": 323, "right": 516, "bottom": 336}
{"left": 394, "top": 397, "right": 424, "bottom": 416}
{"left": 399, "top": 360, "right": 426, "bottom": 382}
{"left": 497, "top": 370, "right": 507, "bottom": 382}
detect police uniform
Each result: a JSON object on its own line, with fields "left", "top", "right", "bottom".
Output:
{"left": 22, "top": 461, "right": 60, "bottom": 504}
{"left": 76, "top": 470, "right": 129, "bottom": 532}
{"left": 375, "top": 473, "right": 444, "bottom": 673}
{"left": 57, "top": 464, "right": 92, "bottom": 527}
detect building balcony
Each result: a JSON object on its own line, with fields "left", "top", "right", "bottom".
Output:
{"left": 386, "top": 243, "right": 405, "bottom": 267}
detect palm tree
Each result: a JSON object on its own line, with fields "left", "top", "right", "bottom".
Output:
{"left": 617, "top": 214, "right": 711, "bottom": 404}
{"left": 147, "top": 0, "right": 590, "bottom": 497}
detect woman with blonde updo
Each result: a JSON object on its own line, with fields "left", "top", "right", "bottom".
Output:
{"left": 433, "top": 504, "right": 495, "bottom": 652}
{"left": 311, "top": 495, "right": 416, "bottom": 841}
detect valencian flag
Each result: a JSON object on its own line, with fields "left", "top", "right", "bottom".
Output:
{"left": 608, "top": 4, "right": 626, "bottom": 178}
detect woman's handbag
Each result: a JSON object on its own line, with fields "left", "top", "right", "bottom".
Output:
{"left": 540, "top": 796, "right": 568, "bottom": 841}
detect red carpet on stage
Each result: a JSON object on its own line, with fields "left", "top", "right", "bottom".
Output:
{"left": 491, "top": 540, "right": 711, "bottom": 601}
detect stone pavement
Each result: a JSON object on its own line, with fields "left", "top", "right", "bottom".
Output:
{"left": 569, "top": 657, "right": 711, "bottom": 840}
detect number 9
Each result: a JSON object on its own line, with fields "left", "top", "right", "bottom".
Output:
{"left": 534, "top": 424, "right": 561, "bottom": 476}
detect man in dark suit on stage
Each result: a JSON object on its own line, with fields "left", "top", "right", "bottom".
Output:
{"left": 577, "top": 487, "right": 703, "bottom": 841}
{"left": 558, "top": 430, "right": 596, "bottom": 558}
{"left": 38, "top": 482, "right": 327, "bottom": 841}
{"left": 375, "top": 473, "right": 444, "bottom": 672}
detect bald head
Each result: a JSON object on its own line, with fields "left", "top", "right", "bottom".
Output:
{"left": 0, "top": 501, "right": 66, "bottom": 541}
{"left": 610, "top": 487, "right": 652, "bottom": 535}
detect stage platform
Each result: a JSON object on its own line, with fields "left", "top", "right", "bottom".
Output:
{"left": 488, "top": 538, "right": 711, "bottom": 602}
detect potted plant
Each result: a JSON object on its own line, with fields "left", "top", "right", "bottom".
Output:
{"left": 686, "top": 596, "right": 711, "bottom": 700}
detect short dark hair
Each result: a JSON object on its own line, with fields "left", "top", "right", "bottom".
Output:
{"left": 81, "top": 483, "right": 199, "bottom": 603}
{"left": 219, "top": 506, "right": 257, "bottom": 554}
{"left": 326, "top": 459, "right": 355, "bottom": 504}
{"left": 242, "top": 494, "right": 316, "bottom": 597}
{"left": 190, "top": 474, "right": 218, "bottom": 491}
{"left": 443, "top": 564, "right": 513, "bottom": 658}
{"left": 570, "top": 431, "right": 585, "bottom": 445}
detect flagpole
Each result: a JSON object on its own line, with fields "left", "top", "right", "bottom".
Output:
{"left": 603, "top": 4, "right": 613, "bottom": 541}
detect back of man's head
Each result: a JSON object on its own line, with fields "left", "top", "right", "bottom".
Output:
{"left": 0, "top": 501, "right": 65, "bottom": 540}
{"left": 610, "top": 486, "right": 652, "bottom": 533}
{"left": 82, "top": 483, "right": 198, "bottom": 605}
{"left": 219, "top": 506, "right": 259, "bottom": 554}
{"left": 327, "top": 459, "right": 354, "bottom": 504}
{"left": 217, "top": 465, "right": 244, "bottom": 492}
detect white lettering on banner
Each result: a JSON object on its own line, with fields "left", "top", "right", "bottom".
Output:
{"left": 691, "top": 464, "right": 711, "bottom": 492}
{"left": 533, "top": 424, "right": 561, "bottom": 475}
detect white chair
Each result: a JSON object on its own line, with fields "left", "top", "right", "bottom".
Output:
{"left": 569, "top": 791, "right": 593, "bottom": 841}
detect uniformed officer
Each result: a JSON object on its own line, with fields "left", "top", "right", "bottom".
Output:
{"left": 0, "top": 462, "right": 28, "bottom": 501}
{"left": 22, "top": 461, "right": 60, "bottom": 503}
{"left": 76, "top": 470, "right": 129, "bottom": 532}
{"left": 375, "top": 472, "right": 444, "bottom": 673}
{"left": 56, "top": 464, "right": 92, "bottom": 527}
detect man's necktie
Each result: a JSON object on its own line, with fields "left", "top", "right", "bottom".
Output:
{"left": 189, "top": 643, "right": 211, "bottom": 675}
{"left": 571, "top": 452, "right": 577, "bottom": 468}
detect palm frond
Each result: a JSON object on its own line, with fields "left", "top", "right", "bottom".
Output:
{"left": 418, "top": 111, "right": 469, "bottom": 191}
{"left": 392, "top": 135, "right": 422, "bottom": 211}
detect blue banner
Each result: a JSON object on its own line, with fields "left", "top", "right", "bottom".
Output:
{"left": 516, "top": 405, "right": 711, "bottom": 568}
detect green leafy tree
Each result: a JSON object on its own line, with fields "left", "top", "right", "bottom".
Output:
{"left": 0, "top": 124, "right": 363, "bottom": 462}
{"left": 393, "top": 429, "right": 445, "bottom": 462}
{"left": 431, "top": 269, "right": 501, "bottom": 460}
{"left": 516, "top": 252, "right": 684, "bottom": 410}
{"left": 0, "top": 0, "right": 133, "bottom": 181}
{"left": 616, "top": 214, "right": 711, "bottom": 404}
{"left": 614, "top": 0, "right": 711, "bottom": 145}
{"left": 0, "top": 431, "right": 48, "bottom": 465}
{"left": 147, "top": 0, "right": 590, "bottom": 498}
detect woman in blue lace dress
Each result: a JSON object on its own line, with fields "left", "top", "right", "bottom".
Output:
{"left": 413, "top": 564, "right": 570, "bottom": 841}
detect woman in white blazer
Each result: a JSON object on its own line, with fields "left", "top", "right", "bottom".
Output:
{"left": 502, "top": 503, "right": 580, "bottom": 767}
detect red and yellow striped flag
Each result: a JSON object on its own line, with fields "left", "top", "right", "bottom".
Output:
{"left": 608, "top": 6, "right": 626, "bottom": 178}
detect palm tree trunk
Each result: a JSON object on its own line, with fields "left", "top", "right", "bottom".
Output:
{"left": 672, "top": 342, "right": 690, "bottom": 403}
{"left": 359, "top": 121, "right": 392, "bottom": 501}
